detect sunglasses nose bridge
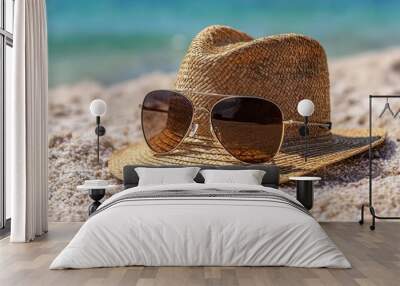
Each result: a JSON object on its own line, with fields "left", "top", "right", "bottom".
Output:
{"left": 193, "top": 107, "right": 210, "bottom": 115}
{"left": 192, "top": 106, "right": 211, "bottom": 124}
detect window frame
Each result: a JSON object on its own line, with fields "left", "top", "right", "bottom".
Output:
{"left": 0, "top": 0, "right": 13, "bottom": 233}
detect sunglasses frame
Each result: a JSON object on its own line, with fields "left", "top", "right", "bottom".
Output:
{"left": 141, "top": 90, "right": 196, "bottom": 156}
{"left": 141, "top": 89, "right": 331, "bottom": 163}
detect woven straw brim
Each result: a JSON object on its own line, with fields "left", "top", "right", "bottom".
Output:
{"left": 109, "top": 128, "right": 385, "bottom": 184}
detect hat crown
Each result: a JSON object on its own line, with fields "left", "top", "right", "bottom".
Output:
{"left": 175, "top": 25, "right": 330, "bottom": 138}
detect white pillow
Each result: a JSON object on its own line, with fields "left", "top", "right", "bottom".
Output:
{"left": 135, "top": 167, "right": 200, "bottom": 186}
{"left": 200, "top": 169, "right": 266, "bottom": 185}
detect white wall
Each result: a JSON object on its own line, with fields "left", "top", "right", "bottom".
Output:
{"left": 4, "top": 0, "right": 14, "bottom": 220}
{"left": 5, "top": 44, "right": 13, "bottom": 220}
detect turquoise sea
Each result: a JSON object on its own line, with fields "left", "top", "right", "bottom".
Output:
{"left": 47, "top": 0, "right": 400, "bottom": 86}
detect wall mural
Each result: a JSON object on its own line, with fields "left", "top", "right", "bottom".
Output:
{"left": 47, "top": 0, "right": 400, "bottom": 222}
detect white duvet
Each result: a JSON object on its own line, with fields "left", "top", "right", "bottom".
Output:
{"left": 50, "top": 183, "right": 350, "bottom": 269}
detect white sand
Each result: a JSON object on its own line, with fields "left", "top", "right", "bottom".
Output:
{"left": 48, "top": 48, "right": 400, "bottom": 222}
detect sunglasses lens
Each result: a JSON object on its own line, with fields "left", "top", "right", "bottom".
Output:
{"left": 211, "top": 97, "right": 283, "bottom": 163}
{"left": 142, "top": 90, "right": 193, "bottom": 153}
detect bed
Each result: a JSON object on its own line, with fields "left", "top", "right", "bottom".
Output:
{"left": 50, "top": 165, "right": 350, "bottom": 269}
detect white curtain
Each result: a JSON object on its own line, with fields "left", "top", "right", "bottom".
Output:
{"left": 8, "top": 0, "right": 48, "bottom": 242}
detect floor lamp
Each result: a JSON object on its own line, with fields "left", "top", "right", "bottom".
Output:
{"left": 90, "top": 99, "right": 107, "bottom": 164}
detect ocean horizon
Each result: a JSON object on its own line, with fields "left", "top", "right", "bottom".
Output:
{"left": 47, "top": 0, "right": 400, "bottom": 86}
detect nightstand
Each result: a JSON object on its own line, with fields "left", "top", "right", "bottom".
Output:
{"left": 77, "top": 184, "right": 120, "bottom": 215}
{"left": 289, "top": 177, "right": 321, "bottom": 210}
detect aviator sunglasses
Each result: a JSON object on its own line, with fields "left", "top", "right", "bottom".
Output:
{"left": 140, "top": 90, "right": 331, "bottom": 163}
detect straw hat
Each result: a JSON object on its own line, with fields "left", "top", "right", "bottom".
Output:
{"left": 109, "top": 25, "right": 385, "bottom": 183}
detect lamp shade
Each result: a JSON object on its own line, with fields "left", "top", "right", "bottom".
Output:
{"left": 297, "top": 99, "right": 315, "bottom": 117}
{"left": 90, "top": 99, "right": 107, "bottom": 116}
